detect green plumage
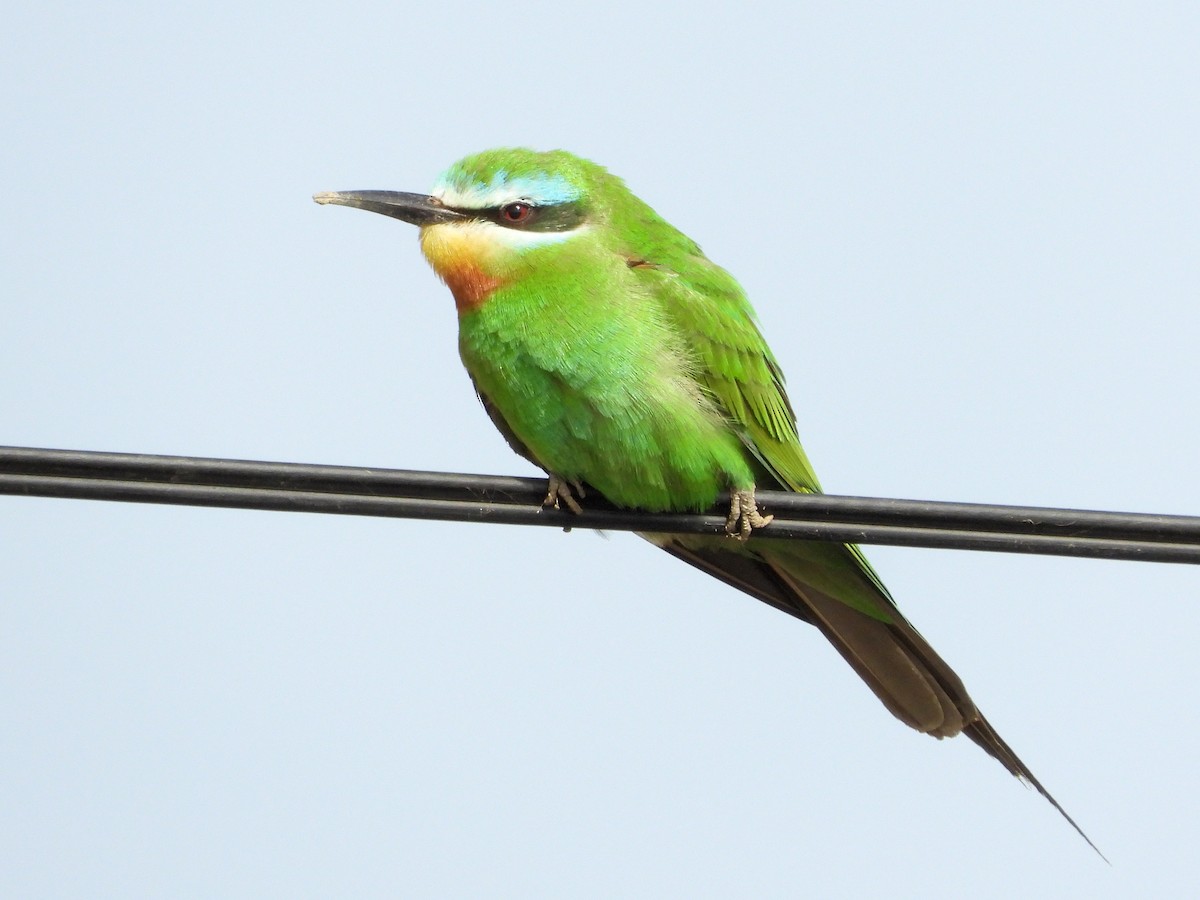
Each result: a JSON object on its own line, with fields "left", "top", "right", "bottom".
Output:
{"left": 450, "top": 150, "right": 895, "bottom": 627}
{"left": 317, "top": 148, "right": 1097, "bottom": 852}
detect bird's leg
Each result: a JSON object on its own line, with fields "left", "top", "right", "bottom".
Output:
{"left": 544, "top": 474, "right": 585, "bottom": 514}
{"left": 725, "top": 487, "right": 774, "bottom": 541}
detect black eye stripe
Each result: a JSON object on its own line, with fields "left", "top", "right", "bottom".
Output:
{"left": 500, "top": 202, "right": 533, "bottom": 223}
{"left": 448, "top": 201, "right": 588, "bottom": 233}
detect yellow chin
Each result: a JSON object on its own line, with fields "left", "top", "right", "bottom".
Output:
{"left": 418, "top": 222, "right": 507, "bottom": 313}
{"left": 419, "top": 221, "right": 499, "bottom": 281}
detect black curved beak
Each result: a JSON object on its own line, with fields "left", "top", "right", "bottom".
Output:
{"left": 312, "top": 190, "right": 468, "bottom": 226}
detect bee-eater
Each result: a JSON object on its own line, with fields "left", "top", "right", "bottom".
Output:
{"left": 315, "top": 148, "right": 1095, "bottom": 851}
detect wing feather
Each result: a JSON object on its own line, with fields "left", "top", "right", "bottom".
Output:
{"left": 629, "top": 256, "right": 821, "bottom": 494}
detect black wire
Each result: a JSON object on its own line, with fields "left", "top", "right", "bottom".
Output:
{"left": 3, "top": 445, "right": 1199, "bottom": 564}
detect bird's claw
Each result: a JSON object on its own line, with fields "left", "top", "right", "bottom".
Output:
{"left": 544, "top": 474, "right": 585, "bottom": 515}
{"left": 725, "top": 488, "right": 773, "bottom": 541}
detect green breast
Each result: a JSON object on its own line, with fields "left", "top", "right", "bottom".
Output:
{"left": 456, "top": 258, "right": 755, "bottom": 512}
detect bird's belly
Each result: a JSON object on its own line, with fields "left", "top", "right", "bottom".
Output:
{"left": 460, "top": 332, "right": 754, "bottom": 513}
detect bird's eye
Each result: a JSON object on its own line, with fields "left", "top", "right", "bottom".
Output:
{"left": 500, "top": 202, "right": 533, "bottom": 224}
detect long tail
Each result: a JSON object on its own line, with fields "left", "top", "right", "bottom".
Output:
{"left": 652, "top": 533, "right": 1104, "bottom": 858}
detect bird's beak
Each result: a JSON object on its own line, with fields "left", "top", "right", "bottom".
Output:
{"left": 312, "top": 190, "right": 468, "bottom": 226}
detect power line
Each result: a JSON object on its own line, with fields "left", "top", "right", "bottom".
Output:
{"left": 2, "top": 445, "right": 1198, "bottom": 564}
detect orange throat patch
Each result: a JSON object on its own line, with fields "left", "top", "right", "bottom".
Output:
{"left": 420, "top": 223, "right": 506, "bottom": 313}
{"left": 437, "top": 263, "right": 504, "bottom": 313}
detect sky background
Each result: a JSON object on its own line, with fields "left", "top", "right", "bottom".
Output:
{"left": 3, "top": 3, "right": 1198, "bottom": 897}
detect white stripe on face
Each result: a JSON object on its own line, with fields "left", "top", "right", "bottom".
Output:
{"left": 426, "top": 218, "right": 590, "bottom": 252}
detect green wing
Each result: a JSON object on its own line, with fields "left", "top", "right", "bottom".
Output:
{"left": 627, "top": 250, "right": 903, "bottom": 614}
{"left": 616, "top": 222, "right": 1093, "bottom": 846}
{"left": 628, "top": 254, "right": 822, "bottom": 496}
{"left": 630, "top": 250, "right": 982, "bottom": 721}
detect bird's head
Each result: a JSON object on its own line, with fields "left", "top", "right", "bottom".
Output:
{"left": 316, "top": 148, "right": 632, "bottom": 312}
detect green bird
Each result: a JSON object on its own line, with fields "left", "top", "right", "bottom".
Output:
{"left": 315, "top": 148, "right": 1095, "bottom": 851}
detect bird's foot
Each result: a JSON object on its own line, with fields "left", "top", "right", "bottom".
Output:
{"left": 544, "top": 474, "right": 585, "bottom": 514}
{"left": 725, "top": 487, "right": 773, "bottom": 541}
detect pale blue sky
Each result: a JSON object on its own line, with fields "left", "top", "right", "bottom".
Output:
{"left": 3, "top": 3, "right": 1199, "bottom": 897}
